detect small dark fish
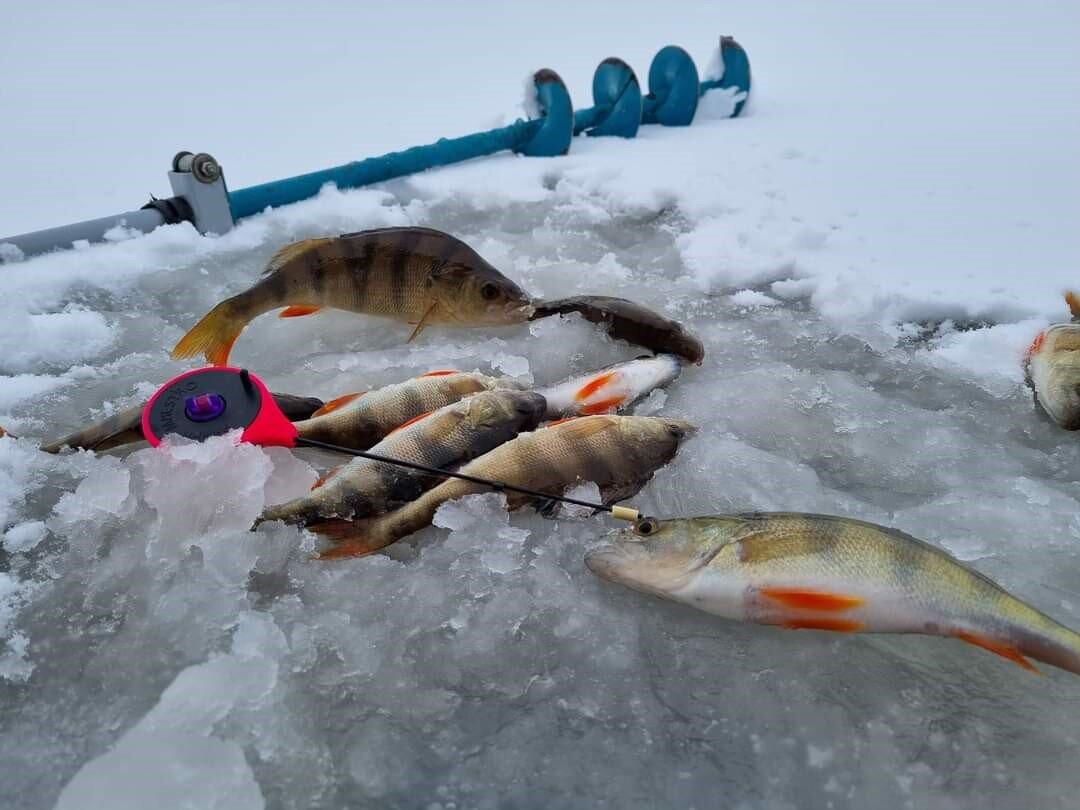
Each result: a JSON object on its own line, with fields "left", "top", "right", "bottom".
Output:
{"left": 37, "top": 392, "right": 324, "bottom": 453}
{"left": 530, "top": 295, "right": 704, "bottom": 364}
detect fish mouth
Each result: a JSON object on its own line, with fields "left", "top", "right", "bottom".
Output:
{"left": 585, "top": 538, "right": 697, "bottom": 596}
{"left": 584, "top": 541, "right": 639, "bottom": 584}
{"left": 664, "top": 419, "right": 698, "bottom": 440}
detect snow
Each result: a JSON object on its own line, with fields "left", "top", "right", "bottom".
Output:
{"left": 2, "top": 1, "right": 1080, "bottom": 808}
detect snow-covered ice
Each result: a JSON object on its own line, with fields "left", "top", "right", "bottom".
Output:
{"left": 3, "top": 2, "right": 1080, "bottom": 808}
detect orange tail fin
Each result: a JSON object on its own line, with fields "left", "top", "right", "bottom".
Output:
{"left": 310, "top": 519, "right": 394, "bottom": 559}
{"left": 1066, "top": 291, "right": 1080, "bottom": 321}
{"left": 171, "top": 300, "right": 246, "bottom": 366}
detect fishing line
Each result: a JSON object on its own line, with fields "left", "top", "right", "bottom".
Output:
{"left": 295, "top": 436, "right": 640, "bottom": 522}
{"left": 140, "top": 366, "right": 640, "bottom": 523}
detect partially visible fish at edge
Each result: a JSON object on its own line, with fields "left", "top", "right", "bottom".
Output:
{"left": 1025, "top": 291, "right": 1080, "bottom": 429}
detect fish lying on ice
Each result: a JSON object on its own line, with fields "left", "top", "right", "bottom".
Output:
{"left": 309, "top": 415, "right": 696, "bottom": 559}
{"left": 171, "top": 226, "right": 534, "bottom": 366}
{"left": 585, "top": 512, "right": 1080, "bottom": 677}
{"left": 23, "top": 392, "right": 324, "bottom": 454}
{"left": 1025, "top": 291, "right": 1080, "bottom": 429}
{"left": 530, "top": 295, "right": 705, "bottom": 364}
{"left": 538, "top": 355, "right": 683, "bottom": 418}
{"left": 293, "top": 370, "right": 518, "bottom": 450}
{"left": 257, "top": 389, "right": 547, "bottom": 527}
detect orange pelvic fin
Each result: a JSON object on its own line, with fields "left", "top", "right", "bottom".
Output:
{"left": 575, "top": 372, "right": 617, "bottom": 401}
{"left": 781, "top": 617, "right": 864, "bottom": 633}
{"left": 279, "top": 305, "right": 322, "bottom": 318}
{"left": 386, "top": 410, "right": 433, "bottom": 436}
{"left": 580, "top": 395, "right": 626, "bottom": 415}
{"left": 761, "top": 588, "right": 864, "bottom": 613}
{"left": 310, "top": 465, "right": 342, "bottom": 491}
{"left": 310, "top": 392, "right": 364, "bottom": 418}
{"left": 419, "top": 370, "right": 459, "bottom": 377}
{"left": 953, "top": 631, "right": 1041, "bottom": 674}
{"left": 309, "top": 520, "right": 391, "bottom": 559}
{"left": 1026, "top": 331, "right": 1046, "bottom": 360}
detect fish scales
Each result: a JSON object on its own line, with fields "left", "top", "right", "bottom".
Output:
{"left": 294, "top": 372, "right": 505, "bottom": 449}
{"left": 309, "top": 415, "right": 695, "bottom": 558}
{"left": 586, "top": 513, "right": 1080, "bottom": 677}
{"left": 171, "top": 226, "right": 532, "bottom": 365}
{"left": 258, "top": 390, "right": 546, "bottom": 526}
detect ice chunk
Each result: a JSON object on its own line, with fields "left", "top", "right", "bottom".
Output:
{"left": 491, "top": 352, "right": 531, "bottom": 379}
{"left": 54, "top": 731, "right": 264, "bottom": 810}
{"left": 0, "top": 572, "right": 35, "bottom": 682}
{"left": 559, "top": 481, "right": 602, "bottom": 518}
{"left": 730, "top": 289, "right": 780, "bottom": 308}
{"left": 432, "top": 491, "right": 508, "bottom": 532}
{"left": 3, "top": 520, "right": 47, "bottom": 554}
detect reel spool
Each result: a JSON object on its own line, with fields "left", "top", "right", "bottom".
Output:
{"left": 141, "top": 367, "right": 298, "bottom": 448}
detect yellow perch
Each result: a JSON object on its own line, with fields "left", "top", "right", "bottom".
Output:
{"left": 258, "top": 389, "right": 546, "bottom": 527}
{"left": 1025, "top": 291, "right": 1080, "bottom": 429}
{"left": 293, "top": 370, "right": 515, "bottom": 450}
{"left": 586, "top": 513, "right": 1080, "bottom": 677}
{"left": 171, "top": 226, "right": 533, "bottom": 365}
{"left": 311, "top": 414, "right": 696, "bottom": 559}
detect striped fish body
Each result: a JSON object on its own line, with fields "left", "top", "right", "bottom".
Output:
{"left": 294, "top": 371, "right": 509, "bottom": 450}
{"left": 1026, "top": 323, "right": 1080, "bottom": 429}
{"left": 258, "top": 390, "right": 546, "bottom": 526}
{"left": 312, "top": 414, "right": 696, "bottom": 558}
{"left": 586, "top": 513, "right": 1080, "bottom": 677}
{"left": 171, "top": 227, "right": 533, "bottom": 365}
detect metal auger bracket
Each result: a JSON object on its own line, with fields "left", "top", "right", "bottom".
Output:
{"left": 167, "top": 151, "right": 235, "bottom": 236}
{"left": 1, "top": 35, "right": 751, "bottom": 263}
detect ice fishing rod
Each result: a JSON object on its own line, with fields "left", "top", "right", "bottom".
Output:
{"left": 142, "top": 366, "right": 641, "bottom": 522}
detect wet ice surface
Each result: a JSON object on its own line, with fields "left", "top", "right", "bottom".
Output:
{"left": 3, "top": 191, "right": 1080, "bottom": 810}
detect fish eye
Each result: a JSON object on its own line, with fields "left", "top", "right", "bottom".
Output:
{"left": 480, "top": 282, "right": 500, "bottom": 301}
{"left": 635, "top": 518, "right": 658, "bottom": 536}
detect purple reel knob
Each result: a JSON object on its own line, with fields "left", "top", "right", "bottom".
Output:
{"left": 184, "top": 392, "right": 227, "bottom": 423}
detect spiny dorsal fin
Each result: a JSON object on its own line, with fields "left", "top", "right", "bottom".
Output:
{"left": 1065, "top": 291, "right": 1080, "bottom": 322}
{"left": 546, "top": 415, "right": 618, "bottom": 441}
{"left": 310, "top": 392, "right": 365, "bottom": 418}
{"left": 263, "top": 238, "right": 336, "bottom": 276}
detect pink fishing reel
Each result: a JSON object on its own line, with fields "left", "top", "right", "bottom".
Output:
{"left": 141, "top": 367, "right": 299, "bottom": 448}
